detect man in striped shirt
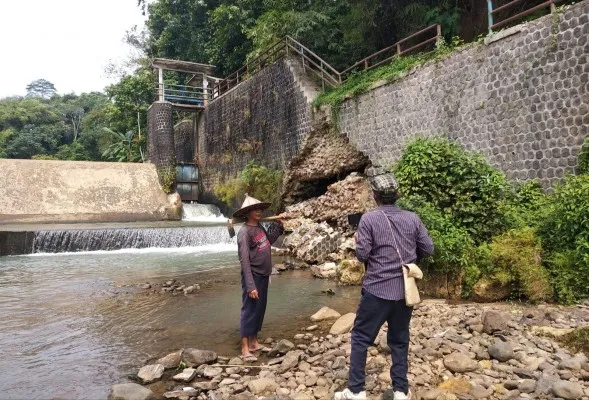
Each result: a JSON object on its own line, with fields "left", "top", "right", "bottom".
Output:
{"left": 335, "top": 170, "right": 434, "bottom": 400}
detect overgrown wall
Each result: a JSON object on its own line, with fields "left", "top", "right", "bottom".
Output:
{"left": 196, "top": 58, "right": 315, "bottom": 204}
{"left": 0, "top": 159, "right": 175, "bottom": 224}
{"left": 339, "top": 2, "right": 588, "bottom": 189}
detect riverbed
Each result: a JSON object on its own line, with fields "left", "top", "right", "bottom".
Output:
{"left": 0, "top": 246, "right": 360, "bottom": 399}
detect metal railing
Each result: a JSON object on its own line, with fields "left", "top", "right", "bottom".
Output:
{"left": 212, "top": 36, "right": 342, "bottom": 97}
{"left": 157, "top": 83, "right": 212, "bottom": 107}
{"left": 341, "top": 24, "right": 442, "bottom": 79}
{"left": 488, "top": 0, "right": 563, "bottom": 32}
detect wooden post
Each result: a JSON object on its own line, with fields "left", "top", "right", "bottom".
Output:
{"left": 158, "top": 68, "right": 164, "bottom": 101}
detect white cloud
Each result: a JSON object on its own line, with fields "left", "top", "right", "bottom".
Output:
{"left": 0, "top": 0, "right": 147, "bottom": 97}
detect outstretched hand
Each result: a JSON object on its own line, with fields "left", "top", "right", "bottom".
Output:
{"left": 248, "top": 289, "right": 259, "bottom": 299}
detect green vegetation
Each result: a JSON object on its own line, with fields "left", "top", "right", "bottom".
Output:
{"left": 579, "top": 136, "right": 589, "bottom": 174}
{"left": 557, "top": 327, "right": 589, "bottom": 356}
{"left": 394, "top": 137, "right": 589, "bottom": 304}
{"left": 214, "top": 161, "right": 283, "bottom": 213}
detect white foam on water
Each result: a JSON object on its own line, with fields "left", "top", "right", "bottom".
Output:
{"left": 26, "top": 243, "right": 237, "bottom": 257}
{"left": 182, "top": 203, "right": 227, "bottom": 222}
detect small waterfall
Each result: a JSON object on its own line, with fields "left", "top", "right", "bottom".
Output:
{"left": 33, "top": 225, "right": 235, "bottom": 253}
{"left": 182, "top": 203, "right": 227, "bottom": 222}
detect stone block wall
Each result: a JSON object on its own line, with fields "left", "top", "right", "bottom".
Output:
{"left": 339, "top": 2, "right": 589, "bottom": 189}
{"left": 196, "top": 59, "right": 314, "bottom": 204}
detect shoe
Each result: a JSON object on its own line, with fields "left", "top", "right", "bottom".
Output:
{"left": 334, "top": 388, "right": 367, "bottom": 400}
{"left": 393, "top": 389, "right": 412, "bottom": 400}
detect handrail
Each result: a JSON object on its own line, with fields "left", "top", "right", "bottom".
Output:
{"left": 285, "top": 36, "right": 342, "bottom": 78}
{"left": 488, "top": 0, "right": 564, "bottom": 32}
{"left": 341, "top": 24, "right": 441, "bottom": 79}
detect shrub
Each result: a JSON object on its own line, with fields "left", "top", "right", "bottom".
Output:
{"left": 488, "top": 227, "right": 553, "bottom": 302}
{"left": 214, "top": 161, "right": 283, "bottom": 213}
{"left": 579, "top": 136, "right": 589, "bottom": 174}
{"left": 557, "top": 327, "right": 589, "bottom": 356}
{"left": 538, "top": 174, "right": 589, "bottom": 303}
{"left": 398, "top": 195, "right": 477, "bottom": 275}
{"left": 500, "top": 181, "right": 548, "bottom": 230}
{"left": 394, "top": 137, "right": 508, "bottom": 243}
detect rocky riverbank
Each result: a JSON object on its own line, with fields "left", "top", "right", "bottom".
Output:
{"left": 109, "top": 300, "right": 589, "bottom": 400}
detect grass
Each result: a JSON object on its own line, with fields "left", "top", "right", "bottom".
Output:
{"left": 312, "top": 37, "right": 469, "bottom": 116}
{"left": 557, "top": 326, "right": 589, "bottom": 356}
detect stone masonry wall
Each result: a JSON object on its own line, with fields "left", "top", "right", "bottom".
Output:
{"left": 196, "top": 58, "right": 314, "bottom": 204}
{"left": 339, "top": 2, "right": 589, "bottom": 189}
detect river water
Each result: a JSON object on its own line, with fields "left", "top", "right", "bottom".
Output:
{"left": 0, "top": 232, "right": 360, "bottom": 399}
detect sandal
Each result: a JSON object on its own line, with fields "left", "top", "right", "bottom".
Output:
{"left": 250, "top": 345, "right": 271, "bottom": 353}
{"left": 240, "top": 353, "right": 258, "bottom": 363}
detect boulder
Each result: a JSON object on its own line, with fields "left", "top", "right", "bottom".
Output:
{"left": 336, "top": 260, "right": 365, "bottom": 286}
{"left": 182, "top": 348, "right": 217, "bottom": 367}
{"left": 443, "top": 353, "right": 478, "bottom": 373}
{"left": 268, "top": 339, "right": 295, "bottom": 357}
{"left": 172, "top": 368, "right": 197, "bottom": 382}
{"left": 310, "top": 306, "right": 341, "bottom": 322}
{"left": 482, "top": 310, "right": 508, "bottom": 334}
{"left": 280, "top": 350, "right": 304, "bottom": 373}
{"left": 108, "top": 383, "right": 155, "bottom": 400}
{"left": 156, "top": 350, "right": 183, "bottom": 369}
{"left": 202, "top": 365, "right": 223, "bottom": 378}
{"left": 163, "top": 389, "right": 199, "bottom": 400}
{"left": 137, "top": 364, "right": 164, "bottom": 383}
{"left": 310, "top": 262, "right": 337, "bottom": 279}
{"left": 330, "top": 313, "right": 356, "bottom": 335}
{"left": 551, "top": 380, "right": 584, "bottom": 399}
{"left": 247, "top": 378, "right": 279, "bottom": 396}
{"left": 471, "top": 277, "right": 511, "bottom": 302}
{"left": 488, "top": 341, "right": 515, "bottom": 362}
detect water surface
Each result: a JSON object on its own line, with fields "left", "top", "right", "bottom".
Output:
{"left": 0, "top": 246, "right": 359, "bottom": 399}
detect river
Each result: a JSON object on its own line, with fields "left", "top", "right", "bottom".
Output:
{"left": 0, "top": 231, "right": 360, "bottom": 399}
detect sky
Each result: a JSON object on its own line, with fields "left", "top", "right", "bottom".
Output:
{"left": 0, "top": 0, "right": 148, "bottom": 98}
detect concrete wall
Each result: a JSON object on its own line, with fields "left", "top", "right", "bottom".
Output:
{"left": 339, "top": 1, "right": 589, "bottom": 189}
{"left": 0, "top": 159, "right": 175, "bottom": 224}
{"left": 196, "top": 58, "right": 316, "bottom": 204}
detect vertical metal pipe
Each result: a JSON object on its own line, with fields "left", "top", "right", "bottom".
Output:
{"left": 488, "top": 0, "right": 494, "bottom": 34}
{"left": 158, "top": 68, "right": 164, "bottom": 101}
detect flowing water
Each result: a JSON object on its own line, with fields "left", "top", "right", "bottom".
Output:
{"left": 181, "top": 203, "right": 227, "bottom": 223}
{"left": 0, "top": 222, "right": 360, "bottom": 400}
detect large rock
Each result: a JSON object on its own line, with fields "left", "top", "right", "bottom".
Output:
{"left": 108, "top": 383, "right": 155, "bottom": 400}
{"left": 163, "top": 389, "right": 200, "bottom": 400}
{"left": 482, "top": 310, "right": 508, "bottom": 334}
{"left": 488, "top": 341, "right": 515, "bottom": 362}
{"left": 311, "top": 306, "right": 341, "bottom": 322}
{"left": 283, "top": 220, "right": 342, "bottom": 263}
{"left": 137, "top": 364, "right": 164, "bottom": 383}
{"left": 202, "top": 365, "right": 223, "bottom": 378}
{"left": 471, "top": 278, "right": 511, "bottom": 302}
{"left": 268, "top": 339, "right": 295, "bottom": 357}
{"left": 336, "top": 260, "right": 365, "bottom": 286}
{"left": 443, "top": 353, "right": 478, "bottom": 373}
{"left": 247, "top": 378, "right": 279, "bottom": 396}
{"left": 280, "top": 350, "right": 304, "bottom": 373}
{"left": 310, "top": 262, "right": 337, "bottom": 279}
{"left": 330, "top": 313, "right": 356, "bottom": 335}
{"left": 156, "top": 350, "right": 183, "bottom": 369}
{"left": 182, "top": 348, "right": 217, "bottom": 367}
{"left": 172, "top": 368, "right": 196, "bottom": 382}
{"left": 552, "top": 380, "right": 584, "bottom": 399}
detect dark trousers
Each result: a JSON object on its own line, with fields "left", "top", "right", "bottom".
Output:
{"left": 349, "top": 290, "right": 413, "bottom": 394}
{"left": 240, "top": 273, "right": 269, "bottom": 337}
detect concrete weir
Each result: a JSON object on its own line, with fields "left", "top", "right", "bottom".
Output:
{"left": 0, "top": 159, "right": 179, "bottom": 225}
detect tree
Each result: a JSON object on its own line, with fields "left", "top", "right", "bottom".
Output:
{"left": 26, "top": 79, "right": 57, "bottom": 99}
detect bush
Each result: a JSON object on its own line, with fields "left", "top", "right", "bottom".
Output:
{"left": 500, "top": 181, "right": 548, "bottom": 230}
{"left": 214, "top": 161, "right": 283, "bottom": 213}
{"left": 394, "top": 137, "right": 508, "bottom": 243}
{"left": 538, "top": 174, "right": 589, "bottom": 303}
{"left": 579, "top": 136, "right": 589, "bottom": 174}
{"left": 557, "top": 327, "right": 589, "bottom": 356}
{"left": 488, "top": 227, "right": 553, "bottom": 302}
{"left": 398, "top": 195, "right": 478, "bottom": 275}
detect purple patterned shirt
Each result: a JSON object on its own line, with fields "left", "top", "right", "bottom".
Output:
{"left": 356, "top": 205, "right": 435, "bottom": 301}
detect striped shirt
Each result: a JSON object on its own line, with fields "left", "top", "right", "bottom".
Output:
{"left": 356, "top": 205, "right": 435, "bottom": 301}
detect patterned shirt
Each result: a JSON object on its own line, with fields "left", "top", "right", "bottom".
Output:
{"left": 356, "top": 205, "right": 434, "bottom": 301}
{"left": 238, "top": 222, "right": 284, "bottom": 292}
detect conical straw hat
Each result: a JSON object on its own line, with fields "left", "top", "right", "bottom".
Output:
{"left": 232, "top": 194, "right": 271, "bottom": 218}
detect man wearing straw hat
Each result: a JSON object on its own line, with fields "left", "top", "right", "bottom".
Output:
{"left": 335, "top": 168, "right": 434, "bottom": 400}
{"left": 234, "top": 194, "right": 284, "bottom": 362}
